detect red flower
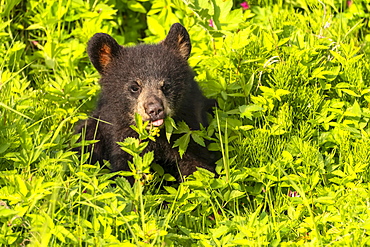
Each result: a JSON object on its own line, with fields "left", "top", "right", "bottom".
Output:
{"left": 240, "top": 1, "right": 250, "bottom": 10}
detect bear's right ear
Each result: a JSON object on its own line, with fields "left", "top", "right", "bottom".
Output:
{"left": 162, "top": 23, "right": 191, "bottom": 60}
{"left": 87, "top": 33, "right": 121, "bottom": 74}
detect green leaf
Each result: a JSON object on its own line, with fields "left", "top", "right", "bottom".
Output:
{"left": 165, "top": 116, "right": 176, "bottom": 142}
{"left": 93, "top": 193, "right": 118, "bottom": 201}
{"left": 142, "top": 151, "right": 154, "bottom": 171}
{"left": 152, "top": 163, "right": 164, "bottom": 176}
{"left": 244, "top": 73, "right": 254, "bottom": 97}
{"left": 127, "top": 0, "right": 146, "bottom": 13}
{"left": 313, "top": 196, "right": 335, "bottom": 205}
{"left": 210, "top": 225, "right": 229, "bottom": 238}
{"left": 330, "top": 50, "right": 347, "bottom": 64}
{"left": 116, "top": 177, "right": 135, "bottom": 200}
{"left": 277, "top": 37, "right": 290, "bottom": 46}
{"left": 134, "top": 113, "right": 143, "bottom": 130}
{"left": 275, "top": 89, "right": 291, "bottom": 97}
{"left": 0, "top": 102, "right": 32, "bottom": 120}
{"left": 340, "top": 89, "right": 360, "bottom": 97}
{"left": 239, "top": 104, "right": 264, "bottom": 119}
{"left": 191, "top": 132, "right": 205, "bottom": 147}
{"left": 15, "top": 176, "right": 28, "bottom": 197}
{"left": 311, "top": 67, "right": 327, "bottom": 79}
{"left": 214, "top": 0, "right": 233, "bottom": 21}
{"left": 118, "top": 137, "right": 148, "bottom": 156}
{"left": 335, "top": 82, "right": 351, "bottom": 88}
{"left": 0, "top": 143, "right": 10, "bottom": 154}
{"left": 53, "top": 225, "right": 78, "bottom": 243}
{"left": 1, "top": 0, "right": 22, "bottom": 17}
{"left": 173, "top": 133, "right": 191, "bottom": 158}
{"left": 237, "top": 125, "right": 254, "bottom": 131}
{"left": 164, "top": 186, "right": 177, "bottom": 194}
{"left": 227, "top": 190, "right": 245, "bottom": 202}
{"left": 0, "top": 208, "right": 18, "bottom": 218}
{"left": 163, "top": 174, "right": 176, "bottom": 181}
{"left": 147, "top": 16, "right": 165, "bottom": 37}
{"left": 344, "top": 100, "right": 362, "bottom": 117}
{"left": 259, "top": 86, "right": 274, "bottom": 94}
{"left": 174, "top": 121, "right": 191, "bottom": 134}
{"left": 229, "top": 29, "right": 252, "bottom": 49}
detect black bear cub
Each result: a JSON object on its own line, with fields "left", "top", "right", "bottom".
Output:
{"left": 77, "top": 23, "right": 216, "bottom": 183}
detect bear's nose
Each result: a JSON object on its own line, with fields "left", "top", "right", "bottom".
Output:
{"left": 145, "top": 101, "right": 165, "bottom": 120}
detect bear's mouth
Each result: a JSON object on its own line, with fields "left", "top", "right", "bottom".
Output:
{"left": 151, "top": 119, "right": 164, "bottom": 127}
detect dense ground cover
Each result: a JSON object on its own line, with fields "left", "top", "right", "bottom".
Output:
{"left": 1, "top": 0, "right": 370, "bottom": 246}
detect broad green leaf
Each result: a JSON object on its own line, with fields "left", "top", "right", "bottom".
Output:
{"left": 244, "top": 73, "right": 254, "bottom": 97}
{"left": 142, "top": 151, "right": 154, "bottom": 171}
{"left": 225, "top": 190, "right": 245, "bottom": 202}
{"left": 344, "top": 100, "right": 362, "bottom": 117}
{"left": 276, "top": 89, "right": 291, "bottom": 97}
{"left": 229, "top": 29, "right": 252, "bottom": 49}
{"left": 191, "top": 132, "right": 205, "bottom": 147}
{"left": 163, "top": 174, "right": 176, "bottom": 181}
{"left": 210, "top": 225, "right": 229, "bottom": 238}
{"left": 277, "top": 37, "right": 290, "bottom": 46}
{"left": 173, "top": 133, "right": 191, "bottom": 158}
{"left": 164, "top": 186, "right": 177, "bottom": 194}
{"left": 237, "top": 125, "right": 254, "bottom": 131}
{"left": 0, "top": 208, "right": 18, "bottom": 218}
{"left": 259, "top": 86, "right": 274, "bottom": 94}
{"left": 152, "top": 163, "right": 164, "bottom": 176}
{"left": 1, "top": 0, "right": 22, "bottom": 17}
{"left": 93, "top": 193, "right": 118, "bottom": 201}
{"left": 340, "top": 89, "right": 360, "bottom": 97}
{"left": 335, "top": 82, "right": 351, "bottom": 88}
{"left": 214, "top": 0, "right": 233, "bottom": 20}
{"left": 0, "top": 143, "right": 10, "bottom": 154}
{"left": 174, "top": 121, "right": 190, "bottom": 134}
{"left": 147, "top": 16, "right": 165, "bottom": 37}
{"left": 181, "top": 203, "right": 197, "bottom": 213}
{"left": 239, "top": 104, "right": 264, "bottom": 119}
{"left": 313, "top": 196, "right": 335, "bottom": 205}
{"left": 15, "top": 176, "right": 28, "bottom": 197}
{"left": 348, "top": 54, "right": 364, "bottom": 64}
{"left": 165, "top": 116, "right": 176, "bottom": 142}
{"left": 127, "top": 0, "right": 146, "bottom": 13}
{"left": 0, "top": 102, "right": 32, "bottom": 120}
{"left": 330, "top": 50, "right": 347, "bottom": 64}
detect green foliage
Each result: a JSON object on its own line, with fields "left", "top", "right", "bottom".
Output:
{"left": 1, "top": 0, "right": 370, "bottom": 245}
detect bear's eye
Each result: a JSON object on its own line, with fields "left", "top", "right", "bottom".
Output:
{"left": 162, "top": 83, "right": 169, "bottom": 93}
{"left": 130, "top": 84, "right": 140, "bottom": 93}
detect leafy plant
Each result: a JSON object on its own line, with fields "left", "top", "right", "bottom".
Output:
{"left": 2, "top": 0, "right": 370, "bottom": 245}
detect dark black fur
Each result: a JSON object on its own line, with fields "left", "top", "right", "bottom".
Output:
{"left": 76, "top": 23, "right": 216, "bottom": 183}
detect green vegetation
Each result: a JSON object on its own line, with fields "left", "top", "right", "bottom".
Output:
{"left": 1, "top": 0, "right": 370, "bottom": 245}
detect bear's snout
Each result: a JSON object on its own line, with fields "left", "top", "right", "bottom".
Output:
{"left": 145, "top": 100, "right": 165, "bottom": 121}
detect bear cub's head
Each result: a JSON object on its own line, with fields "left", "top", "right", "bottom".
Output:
{"left": 87, "top": 23, "right": 195, "bottom": 128}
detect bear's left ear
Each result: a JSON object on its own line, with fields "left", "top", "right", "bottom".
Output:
{"left": 87, "top": 33, "right": 121, "bottom": 74}
{"left": 162, "top": 23, "right": 191, "bottom": 60}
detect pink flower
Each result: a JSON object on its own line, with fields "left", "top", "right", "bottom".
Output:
{"left": 240, "top": 1, "right": 250, "bottom": 10}
{"left": 347, "top": 0, "right": 352, "bottom": 7}
{"left": 209, "top": 19, "right": 214, "bottom": 28}
{"left": 288, "top": 190, "right": 300, "bottom": 197}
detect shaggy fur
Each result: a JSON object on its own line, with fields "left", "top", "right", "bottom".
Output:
{"left": 76, "top": 23, "right": 216, "bottom": 183}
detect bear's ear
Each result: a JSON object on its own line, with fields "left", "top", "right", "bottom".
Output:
{"left": 162, "top": 23, "right": 191, "bottom": 60}
{"left": 87, "top": 33, "right": 121, "bottom": 74}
